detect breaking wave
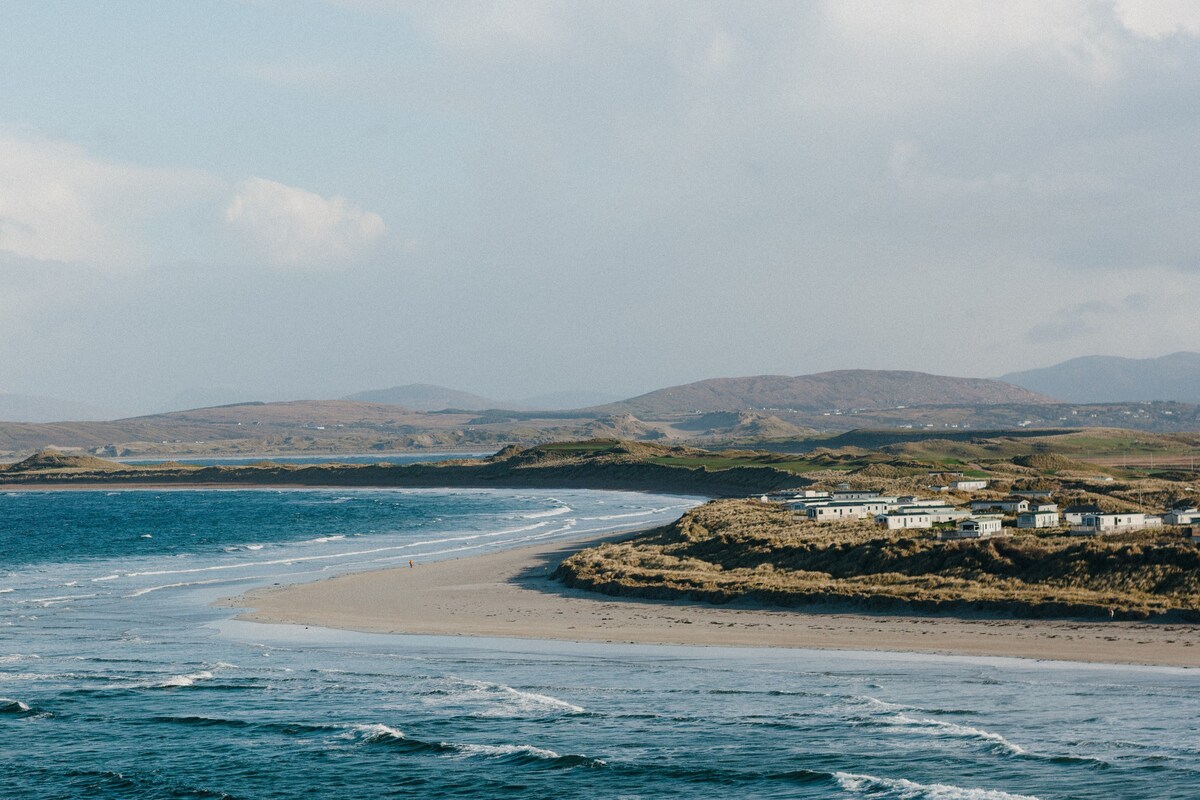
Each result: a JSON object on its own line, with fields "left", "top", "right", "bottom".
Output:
{"left": 430, "top": 678, "right": 585, "bottom": 716}
{"left": 834, "top": 771, "right": 1042, "bottom": 799}
{"left": 155, "top": 670, "right": 214, "bottom": 688}
{"left": 886, "top": 713, "right": 1028, "bottom": 756}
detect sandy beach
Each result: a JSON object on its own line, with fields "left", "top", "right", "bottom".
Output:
{"left": 228, "top": 528, "right": 1200, "bottom": 667}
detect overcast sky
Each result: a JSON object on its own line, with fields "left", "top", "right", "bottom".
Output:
{"left": 2, "top": 1, "right": 1199, "bottom": 413}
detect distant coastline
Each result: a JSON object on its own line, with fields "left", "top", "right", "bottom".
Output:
{"left": 0, "top": 443, "right": 801, "bottom": 498}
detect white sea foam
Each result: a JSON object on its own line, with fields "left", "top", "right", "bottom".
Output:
{"left": 26, "top": 593, "right": 97, "bottom": 605}
{"left": 156, "top": 670, "right": 214, "bottom": 688}
{"left": 343, "top": 723, "right": 405, "bottom": 743}
{"left": 0, "top": 654, "right": 39, "bottom": 664}
{"left": 582, "top": 509, "right": 659, "bottom": 521}
{"left": 91, "top": 575, "right": 120, "bottom": 582}
{"left": 308, "top": 535, "right": 346, "bottom": 543}
{"left": 522, "top": 505, "right": 572, "bottom": 519}
{"left": 887, "top": 714, "right": 1027, "bottom": 756}
{"left": 834, "top": 771, "right": 1041, "bottom": 800}
{"left": 126, "top": 575, "right": 271, "bottom": 597}
{"left": 0, "top": 588, "right": 12, "bottom": 594}
{"left": 853, "top": 694, "right": 910, "bottom": 712}
{"left": 445, "top": 678, "right": 585, "bottom": 716}
{"left": 0, "top": 698, "right": 32, "bottom": 712}
{"left": 122, "top": 521, "right": 561, "bottom": 578}
{"left": 450, "top": 742, "right": 562, "bottom": 760}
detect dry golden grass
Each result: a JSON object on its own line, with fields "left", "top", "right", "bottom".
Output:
{"left": 555, "top": 499, "right": 1200, "bottom": 620}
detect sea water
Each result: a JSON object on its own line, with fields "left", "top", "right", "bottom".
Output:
{"left": 1, "top": 488, "right": 1197, "bottom": 799}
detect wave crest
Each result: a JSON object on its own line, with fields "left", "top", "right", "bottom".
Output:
{"left": 155, "top": 670, "right": 214, "bottom": 688}
{"left": 834, "top": 771, "right": 1042, "bottom": 800}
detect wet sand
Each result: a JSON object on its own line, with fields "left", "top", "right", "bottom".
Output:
{"left": 227, "top": 529, "right": 1200, "bottom": 667}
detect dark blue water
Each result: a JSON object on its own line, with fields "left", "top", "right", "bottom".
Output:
{"left": 1, "top": 489, "right": 1197, "bottom": 799}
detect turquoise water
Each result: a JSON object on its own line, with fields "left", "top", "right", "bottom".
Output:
{"left": 1, "top": 489, "right": 1197, "bottom": 799}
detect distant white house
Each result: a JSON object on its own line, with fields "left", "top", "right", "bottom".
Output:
{"left": 1016, "top": 508, "right": 1060, "bottom": 529}
{"left": 1071, "top": 513, "right": 1163, "bottom": 535}
{"left": 807, "top": 502, "right": 878, "bottom": 521}
{"left": 788, "top": 497, "right": 838, "bottom": 513}
{"left": 970, "top": 498, "right": 1029, "bottom": 514}
{"left": 1011, "top": 489, "right": 1054, "bottom": 500}
{"left": 898, "top": 496, "right": 958, "bottom": 508}
{"left": 1063, "top": 504, "right": 1105, "bottom": 525}
{"left": 1165, "top": 507, "right": 1200, "bottom": 526}
{"left": 890, "top": 504, "right": 969, "bottom": 523}
{"left": 939, "top": 515, "right": 1005, "bottom": 540}
{"left": 951, "top": 479, "right": 988, "bottom": 491}
{"left": 881, "top": 511, "right": 933, "bottom": 530}
{"left": 831, "top": 490, "right": 882, "bottom": 502}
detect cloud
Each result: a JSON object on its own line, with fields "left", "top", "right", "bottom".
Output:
{"left": 224, "top": 177, "right": 386, "bottom": 268}
{"left": 1115, "top": 0, "right": 1200, "bottom": 39}
{"left": 0, "top": 133, "right": 219, "bottom": 270}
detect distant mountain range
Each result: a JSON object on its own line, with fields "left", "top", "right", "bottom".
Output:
{"left": 342, "top": 384, "right": 502, "bottom": 411}
{"left": 590, "top": 370, "right": 1052, "bottom": 417}
{"left": 342, "top": 385, "right": 621, "bottom": 412}
{"left": 1001, "top": 353, "right": 1200, "bottom": 404}
{"left": 7, "top": 363, "right": 1200, "bottom": 457}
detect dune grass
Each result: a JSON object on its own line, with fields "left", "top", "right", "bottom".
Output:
{"left": 555, "top": 499, "right": 1200, "bottom": 620}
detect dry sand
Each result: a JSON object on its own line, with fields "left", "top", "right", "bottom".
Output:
{"left": 227, "top": 528, "right": 1200, "bottom": 667}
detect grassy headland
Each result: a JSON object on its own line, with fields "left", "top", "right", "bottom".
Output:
{"left": 0, "top": 441, "right": 806, "bottom": 497}
{"left": 554, "top": 500, "right": 1200, "bottom": 620}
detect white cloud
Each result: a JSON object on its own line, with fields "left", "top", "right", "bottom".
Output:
{"left": 822, "top": 0, "right": 1130, "bottom": 82}
{"left": 224, "top": 177, "right": 386, "bottom": 269}
{"left": 1115, "top": 0, "right": 1200, "bottom": 39}
{"left": 0, "top": 133, "right": 218, "bottom": 270}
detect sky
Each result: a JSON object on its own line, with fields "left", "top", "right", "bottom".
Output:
{"left": 2, "top": 1, "right": 1199, "bottom": 414}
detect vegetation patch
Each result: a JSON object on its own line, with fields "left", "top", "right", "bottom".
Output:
{"left": 554, "top": 500, "right": 1200, "bottom": 621}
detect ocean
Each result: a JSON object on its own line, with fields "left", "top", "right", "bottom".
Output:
{"left": 1, "top": 487, "right": 1197, "bottom": 799}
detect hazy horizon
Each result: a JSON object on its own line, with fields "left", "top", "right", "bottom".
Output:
{"left": 4, "top": 2, "right": 1200, "bottom": 414}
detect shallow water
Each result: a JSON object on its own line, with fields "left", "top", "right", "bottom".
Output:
{"left": 1, "top": 489, "right": 1197, "bottom": 799}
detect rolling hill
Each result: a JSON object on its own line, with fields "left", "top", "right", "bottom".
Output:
{"left": 1001, "top": 353, "right": 1200, "bottom": 404}
{"left": 592, "top": 370, "right": 1054, "bottom": 417}
{"left": 343, "top": 383, "right": 501, "bottom": 411}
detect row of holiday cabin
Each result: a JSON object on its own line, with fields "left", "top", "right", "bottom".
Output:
{"left": 767, "top": 488, "right": 1200, "bottom": 539}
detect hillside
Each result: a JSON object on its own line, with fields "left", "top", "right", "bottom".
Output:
{"left": 343, "top": 383, "right": 501, "bottom": 411}
{"left": 594, "top": 370, "right": 1054, "bottom": 417}
{"left": 0, "top": 440, "right": 807, "bottom": 497}
{"left": 555, "top": 500, "right": 1200, "bottom": 620}
{"left": 1001, "top": 352, "right": 1200, "bottom": 404}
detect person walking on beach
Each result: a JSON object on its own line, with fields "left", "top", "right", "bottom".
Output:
{"left": 409, "top": 560, "right": 414, "bottom": 569}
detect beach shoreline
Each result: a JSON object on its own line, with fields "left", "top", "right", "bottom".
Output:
{"left": 225, "top": 525, "right": 1200, "bottom": 668}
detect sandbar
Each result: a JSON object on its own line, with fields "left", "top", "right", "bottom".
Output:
{"left": 227, "top": 528, "right": 1200, "bottom": 667}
